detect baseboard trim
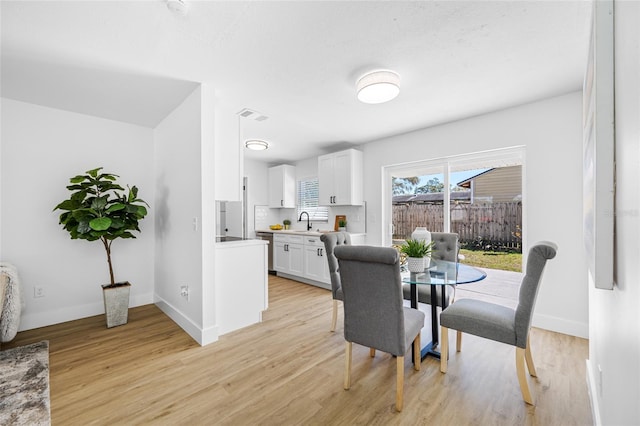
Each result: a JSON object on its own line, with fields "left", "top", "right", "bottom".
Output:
{"left": 18, "top": 292, "right": 153, "bottom": 331}
{"left": 532, "top": 312, "right": 588, "bottom": 338}
{"left": 586, "top": 359, "right": 602, "bottom": 425}
{"left": 154, "top": 297, "right": 219, "bottom": 346}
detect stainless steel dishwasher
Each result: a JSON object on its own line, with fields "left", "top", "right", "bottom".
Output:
{"left": 255, "top": 231, "right": 274, "bottom": 273}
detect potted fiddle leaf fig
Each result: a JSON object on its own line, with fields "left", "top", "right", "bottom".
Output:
{"left": 400, "top": 239, "right": 434, "bottom": 273}
{"left": 54, "top": 167, "right": 149, "bottom": 328}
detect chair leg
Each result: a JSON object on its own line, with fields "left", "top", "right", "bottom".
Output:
{"left": 525, "top": 334, "right": 537, "bottom": 377}
{"left": 330, "top": 300, "right": 338, "bottom": 332}
{"left": 370, "top": 348, "right": 376, "bottom": 357}
{"left": 396, "top": 355, "right": 404, "bottom": 412}
{"left": 516, "top": 347, "right": 534, "bottom": 405}
{"left": 456, "top": 330, "right": 462, "bottom": 352}
{"left": 344, "top": 341, "right": 352, "bottom": 390}
{"left": 413, "top": 333, "right": 421, "bottom": 371}
{"left": 440, "top": 326, "right": 449, "bottom": 373}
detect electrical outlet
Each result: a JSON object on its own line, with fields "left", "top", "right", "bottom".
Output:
{"left": 180, "top": 285, "right": 189, "bottom": 300}
{"left": 34, "top": 286, "right": 45, "bottom": 298}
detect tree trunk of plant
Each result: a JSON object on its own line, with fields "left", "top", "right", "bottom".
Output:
{"left": 102, "top": 237, "right": 115, "bottom": 286}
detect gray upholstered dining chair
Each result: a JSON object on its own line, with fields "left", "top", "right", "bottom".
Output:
{"left": 401, "top": 232, "right": 460, "bottom": 307}
{"left": 439, "top": 241, "right": 557, "bottom": 405}
{"left": 334, "top": 245, "right": 425, "bottom": 412}
{"left": 320, "top": 232, "right": 351, "bottom": 332}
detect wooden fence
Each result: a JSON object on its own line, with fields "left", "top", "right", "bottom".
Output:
{"left": 392, "top": 202, "right": 522, "bottom": 250}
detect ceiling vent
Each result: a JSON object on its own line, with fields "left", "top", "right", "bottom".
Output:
{"left": 237, "top": 108, "right": 269, "bottom": 121}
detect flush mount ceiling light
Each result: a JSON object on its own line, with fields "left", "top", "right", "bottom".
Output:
{"left": 356, "top": 70, "right": 401, "bottom": 104}
{"left": 245, "top": 139, "right": 269, "bottom": 151}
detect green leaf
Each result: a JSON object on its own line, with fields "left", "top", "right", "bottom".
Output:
{"left": 129, "top": 186, "right": 138, "bottom": 202}
{"left": 71, "top": 191, "right": 88, "bottom": 202}
{"left": 71, "top": 209, "right": 95, "bottom": 220}
{"left": 106, "top": 203, "right": 125, "bottom": 213}
{"left": 91, "top": 196, "right": 108, "bottom": 211}
{"left": 53, "top": 199, "right": 79, "bottom": 211}
{"left": 136, "top": 205, "right": 148, "bottom": 217}
{"left": 125, "top": 204, "right": 139, "bottom": 214}
{"left": 97, "top": 173, "right": 118, "bottom": 181}
{"left": 69, "top": 175, "right": 88, "bottom": 184}
{"left": 89, "top": 217, "right": 112, "bottom": 231}
{"left": 86, "top": 167, "right": 102, "bottom": 178}
{"left": 110, "top": 218, "right": 125, "bottom": 229}
{"left": 77, "top": 220, "right": 92, "bottom": 234}
{"left": 66, "top": 184, "right": 86, "bottom": 191}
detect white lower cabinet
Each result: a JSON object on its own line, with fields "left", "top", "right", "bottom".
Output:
{"left": 303, "top": 236, "right": 330, "bottom": 284}
{"left": 274, "top": 234, "right": 304, "bottom": 276}
{"left": 273, "top": 233, "right": 330, "bottom": 288}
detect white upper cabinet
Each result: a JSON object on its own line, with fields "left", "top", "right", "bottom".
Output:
{"left": 318, "top": 149, "right": 363, "bottom": 206}
{"left": 269, "top": 165, "right": 296, "bottom": 208}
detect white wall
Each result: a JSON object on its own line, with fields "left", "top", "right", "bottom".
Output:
{"left": 0, "top": 98, "right": 155, "bottom": 330}
{"left": 360, "top": 92, "right": 588, "bottom": 338}
{"left": 153, "top": 87, "right": 207, "bottom": 342}
{"left": 587, "top": 2, "right": 640, "bottom": 424}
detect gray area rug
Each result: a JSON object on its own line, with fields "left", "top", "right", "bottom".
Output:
{"left": 0, "top": 341, "right": 51, "bottom": 426}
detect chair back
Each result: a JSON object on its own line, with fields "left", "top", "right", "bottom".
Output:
{"left": 430, "top": 232, "right": 459, "bottom": 262}
{"left": 334, "top": 245, "right": 407, "bottom": 356}
{"left": 514, "top": 241, "right": 558, "bottom": 347}
{"left": 320, "top": 232, "right": 351, "bottom": 299}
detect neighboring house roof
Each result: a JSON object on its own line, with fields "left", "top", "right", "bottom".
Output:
{"left": 392, "top": 191, "right": 471, "bottom": 204}
{"left": 456, "top": 168, "right": 495, "bottom": 188}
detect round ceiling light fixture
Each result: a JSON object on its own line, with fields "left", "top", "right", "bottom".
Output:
{"left": 245, "top": 139, "right": 269, "bottom": 151}
{"left": 356, "top": 70, "right": 401, "bottom": 104}
{"left": 167, "top": 0, "right": 188, "bottom": 16}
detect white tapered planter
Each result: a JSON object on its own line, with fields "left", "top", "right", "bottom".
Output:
{"left": 102, "top": 282, "right": 131, "bottom": 328}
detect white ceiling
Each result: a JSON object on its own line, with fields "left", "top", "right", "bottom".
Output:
{"left": 1, "top": 1, "right": 592, "bottom": 165}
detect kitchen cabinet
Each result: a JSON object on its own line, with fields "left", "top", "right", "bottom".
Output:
{"left": 318, "top": 149, "right": 363, "bottom": 206}
{"left": 302, "top": 236, "right": 330, "bottom": 284}
{"left": 268, "top": 230, "right": 363, "bottom": 289}
{"left": 269, "top": 165, "right": 296, "bottom": 208}
{"left": 273, "top": 234, "right": 304, "bottom": 276}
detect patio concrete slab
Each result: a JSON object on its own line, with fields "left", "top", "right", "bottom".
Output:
{"left": 455, "top": 266, "right": 523, "bottom": 309}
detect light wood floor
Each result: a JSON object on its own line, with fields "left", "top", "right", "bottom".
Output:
{"left": 4, "top": 275, "right": 592, "bottom": 425}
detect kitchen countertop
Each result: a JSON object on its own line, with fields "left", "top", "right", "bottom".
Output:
{"left": 215, "top": 237, "right": 268, "bottom": 248}
{"left": 256, "top": 229, "right": 365, "bottom": 237}
{"left": 216, "top": 236, "right": 247, "bottom": 242}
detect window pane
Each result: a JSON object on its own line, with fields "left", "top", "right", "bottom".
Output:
{"left": 297, "top": 178, "right": 328, "bottom": 222}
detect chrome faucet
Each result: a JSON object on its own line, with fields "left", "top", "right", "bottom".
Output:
{"left": 299, "top": 211, "right": 312, "bottom": 231}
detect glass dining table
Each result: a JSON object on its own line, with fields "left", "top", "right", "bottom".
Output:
{"left": 402, "top": 259, "right": 487, "bottom": 361}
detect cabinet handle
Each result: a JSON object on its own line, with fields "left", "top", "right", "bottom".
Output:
{"left": 281, "top": 199, "right": 283, "bottom": 206}
{"left": 285, "top": 244, "right": 288, "bottom": 252}
{"left": 317, "top": 248, "right": 320, "bottom": 256}
{"left": 320, "top": 248, "right": 323, "bottom": 256}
